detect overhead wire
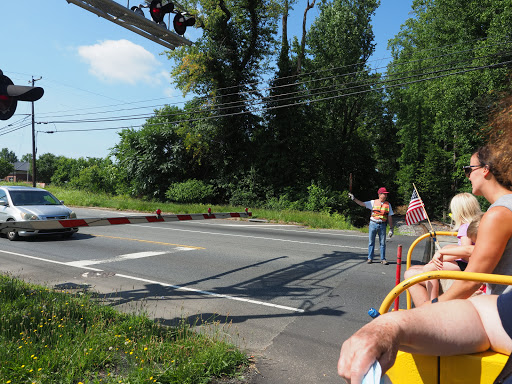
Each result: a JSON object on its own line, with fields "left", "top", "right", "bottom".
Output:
{"left": 38, "top": 57, "right": 512, "bottom": 133}
{"left": 33, "top": 36, "right": 512, "bottom": 118}
{"left": 3, "top": 37, "right": 510, "bottom": 137}
{"left": 37, "top": 48, "right": 512, "bottom": 126}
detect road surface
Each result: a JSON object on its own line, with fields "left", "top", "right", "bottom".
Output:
{"left": 0, "top": 207, "right": 421, "bottom": 383}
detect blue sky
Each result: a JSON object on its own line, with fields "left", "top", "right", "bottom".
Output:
{"left": 1, "top": 0, "right": 413, "bottom": 160}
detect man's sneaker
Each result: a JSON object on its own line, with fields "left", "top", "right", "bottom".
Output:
{"left": 367, "top": 259, "right": 373, "bottom": 264}
{"left": 381, "top": 259, "right": 389, "bottom": 265}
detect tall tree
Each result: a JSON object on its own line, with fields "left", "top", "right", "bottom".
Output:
{"left": 164, "top": 0, "right": 281, "bottom": 184}
{"left": 387, "top": 0, "right": 512, "bottom": 216}
{"left": 0, "top": 148, "right": 17, "bottom": 163}
{"left": 37, "top": 153, "right": 61, "bottom": 184}
{"left": 257, "top": 0, "right": 311, "bottom": 193}
{"left": 112, "top": 105, "right": 201, "bottom": 199}
{"left": 0, "top": 159, "right": 14, "bottom": 179}
{"left": 303, "top": 0, "right": 384, "bottom": 193}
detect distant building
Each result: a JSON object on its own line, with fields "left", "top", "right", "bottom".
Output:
{"left": 4, "top": 162, "right": 31, "bottom": 182}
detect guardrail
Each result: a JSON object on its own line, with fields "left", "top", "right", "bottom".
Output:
{"left": 0, "top": 210, "right": 252, "bottom": 232}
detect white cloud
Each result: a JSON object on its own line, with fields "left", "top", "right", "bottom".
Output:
{"left": 78, "top": 39, "right": 165, "bottom": 85}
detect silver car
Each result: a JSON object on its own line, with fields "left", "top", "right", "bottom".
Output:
{"left": 0, "top": 186, "right": 79, "bottom": 240}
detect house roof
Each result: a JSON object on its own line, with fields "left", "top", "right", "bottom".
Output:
{"left": 12, "top": 162, "right": 30, "bottom": 172}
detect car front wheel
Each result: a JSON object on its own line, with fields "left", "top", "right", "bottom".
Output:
{"left": 6, "top": 219, "right": 19, "bottom": 241}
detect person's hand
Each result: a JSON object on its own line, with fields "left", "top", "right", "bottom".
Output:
{"left": 348, "top": 192, "right": 355, "bottom": 201}
{"left": 338, "top": 317, "right": 400, "bottom": 383}
{"left": 388, "top": 229, "right": 394, "bottom": 238}
{"left": 432, "top": 252, "right": 444, "bottom": 270}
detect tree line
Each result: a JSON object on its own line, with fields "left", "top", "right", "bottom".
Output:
{"left": 3, "top": 0, "right": 512, "bottom": 225}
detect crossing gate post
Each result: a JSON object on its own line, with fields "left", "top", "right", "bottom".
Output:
{"left": 394, "top": 244, "right": 402, "bottom": 311}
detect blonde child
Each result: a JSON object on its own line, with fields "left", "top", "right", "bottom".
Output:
{"left": 404, "top": 192, "right": 482, "bottom": 306}
{"left": 425, "top": 212, "right": 483, "bottom": 300}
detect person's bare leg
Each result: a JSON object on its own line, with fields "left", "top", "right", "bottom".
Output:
{"left": 338, "top": 299, "right": 494, "bottom": 383}
{"left": 426, "top": 262, "right": 461, "bottom": 300}
{"left": 470, "top": 295, "right": 512, "bottom": 355}
{"left": 404, "top": 265, "right": 430, "bottom": 306}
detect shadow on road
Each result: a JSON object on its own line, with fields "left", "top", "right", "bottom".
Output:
{"left": 91, "top": 249, "right": 365, "bottom": 324}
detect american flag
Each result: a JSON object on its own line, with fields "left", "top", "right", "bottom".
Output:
{"left": 406, "top": 189, "right": 427, "bottom": 225}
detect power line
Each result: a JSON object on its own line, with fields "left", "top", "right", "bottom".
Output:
{"left": 31, "top": 37, "right": 512, "bottom": 119}
{"left": 36, "top": 49, "right": 512, "bottom": 126}
{"left": 36, "top": 58, "right": 512, "bottom": 133}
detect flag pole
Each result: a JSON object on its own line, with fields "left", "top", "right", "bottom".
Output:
{"left": 413, "top": 183, "right": 441, "bottom": 250}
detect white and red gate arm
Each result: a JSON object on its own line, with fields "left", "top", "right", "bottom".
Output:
{"left": 0, "top": 210, "right": 252, "bottom": 232}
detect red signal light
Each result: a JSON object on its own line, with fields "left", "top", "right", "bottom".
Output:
{"left": 149, "top": 0, "right": 174, "bottom": 25}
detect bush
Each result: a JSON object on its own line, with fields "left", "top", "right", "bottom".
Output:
{"left": 165, "top": 179, "right": 215, "bottom": 204}
{"left": 264, "top": 193, "right": 305, "bottom": 211}
{"left": 68, "top": 165, "right": 117, "bottom": 194}
{"left": 304, "top": 182, "right": 346, "bottom": 213}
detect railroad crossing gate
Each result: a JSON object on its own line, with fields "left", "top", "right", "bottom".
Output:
{"left": 65, "top": 0, "right": 192, "bottom": 49}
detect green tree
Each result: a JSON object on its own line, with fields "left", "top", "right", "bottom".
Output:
{"left": 165, "top": 0, "right": 281, "bottom": 182}
{"left": 112, "top": 105, "right": 197, "bottom": 199}
{"left": 20, "top": 153, "right": 32, "bottom": 163}
{"left": 0, "top": 159, "right": 14, "bottom": 179}
{"left": 302, "top": 0, "right": 385, "bottom": 194}
{"left": 256, "top": 0, "right": 311, "bottom": 194}
{"left": 0, "top": 148, "right": 17, "bottom": 163}
{"left": 387, "top": 0, "right": 512, "bottom": 216}
{"left": 37, "top": 153, "right": 61, "bottom": 184}
{"left": 51, "top": 157, "right": 102, "bottom": 186}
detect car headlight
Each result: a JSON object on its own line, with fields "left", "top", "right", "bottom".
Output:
{"left": 69, "top": 211, "right": 77, "bottom": 219}
{"left": 21, "top": 212, "right": 39, "bottom": 220}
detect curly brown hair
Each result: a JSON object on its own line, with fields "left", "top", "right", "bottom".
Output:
{"left": 475, "top": 99, "right": 512, "bottom": 190}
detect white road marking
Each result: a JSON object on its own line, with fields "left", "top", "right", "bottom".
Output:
{"left": 189, "top": 221, "right": 368, "bottom": 237}
{"left": 0, "top": 248, "right": 304, "bottom": 313}
{"left": 129, "top": 224, "right": 369, "bottom": 250}
{"left": 0, "top": 249, "right": 103, "bottom": 271}
{"left": 65, "top": 249, "right": 192, "bottom": 267}
{"left": 114, "top": 273, "right": 305, "bottom": 313}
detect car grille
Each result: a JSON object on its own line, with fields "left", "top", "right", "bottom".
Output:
{"left": 41, "top": 215, "right": 68, "bottom": 220}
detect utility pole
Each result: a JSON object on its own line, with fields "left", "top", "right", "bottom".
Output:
{"left": 31, "top": 76, "right": 42, "bottom": 187}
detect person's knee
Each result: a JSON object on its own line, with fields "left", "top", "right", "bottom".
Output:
{"left": 404, "top": 266, "right": 422, "bottom": 279}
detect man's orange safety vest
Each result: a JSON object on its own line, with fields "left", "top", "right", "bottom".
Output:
{"left": 371, "top": 200, "right": 390, "bottom": 222}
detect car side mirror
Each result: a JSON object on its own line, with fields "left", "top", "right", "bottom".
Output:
{"left": 60, "top": 200, "right": 65, "bottom": 204}
{"left": 0, "top": 200, "right": 8, "bottom": 206}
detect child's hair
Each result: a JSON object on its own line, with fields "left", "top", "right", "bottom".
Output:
{"left": 467, "top": 212, "right": 484, "bottom": 241}
{"left": 450, "top": 193, "right": 482, "bottom": 230}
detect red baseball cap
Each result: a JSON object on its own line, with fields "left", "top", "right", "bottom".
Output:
{"left": 378, "top": 187, "right": 389, "bottom": 194}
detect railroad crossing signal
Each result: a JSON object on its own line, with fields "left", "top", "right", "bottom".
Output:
{"left": 149, "top": 0, "right": 174, "bottom": 25}
{"left": 173, "top": 12, "right": 195, "bottom": 35}
{"left": 0, "top": 70, "right": 44, "bottom": 121}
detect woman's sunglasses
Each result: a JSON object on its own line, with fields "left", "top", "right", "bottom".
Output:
{"left": 463, "top": 165, "right": 483, "bottom": 178}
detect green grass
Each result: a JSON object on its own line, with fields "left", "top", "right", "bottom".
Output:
{"left": 42, "top": 186, "right": 361, "bottom": 232}
{"left": 0, "top": 275, "right": 248, "bottom": 384}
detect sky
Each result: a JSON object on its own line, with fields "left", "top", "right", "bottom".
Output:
{"left": 1, "top": 0, "right": 414, "bottom": 160}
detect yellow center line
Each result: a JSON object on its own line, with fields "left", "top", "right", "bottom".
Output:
{"left": 90, "top": 234, "right": 205, "bottom": 250}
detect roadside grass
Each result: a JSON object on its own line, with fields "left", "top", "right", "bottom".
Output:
{"left": 43, "top": 186, "right": 362, "bottom": 232}
{"left": 0, "top": 275, "right": 248, "bottom": 384}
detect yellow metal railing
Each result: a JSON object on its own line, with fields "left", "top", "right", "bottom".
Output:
{"left": 405, "top": 231, "right": 457, "bottom": 309}
{"left": 380, "top": 270, "right": 512, "bottom": 315}
{"left": 381, "top": 270, "right": 512, "bottom": 384}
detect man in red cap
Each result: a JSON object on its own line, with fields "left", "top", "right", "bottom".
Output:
{"left": 348, "top": 187, "right": 394, "bottom": 264}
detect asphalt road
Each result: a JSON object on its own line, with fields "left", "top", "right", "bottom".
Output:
{"left": 0, "top": 207, "right": 421, "bottom": 383}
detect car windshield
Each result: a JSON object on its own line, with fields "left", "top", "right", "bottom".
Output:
{"left": 9, "top": 191, "right": 62, "bottom": 206}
